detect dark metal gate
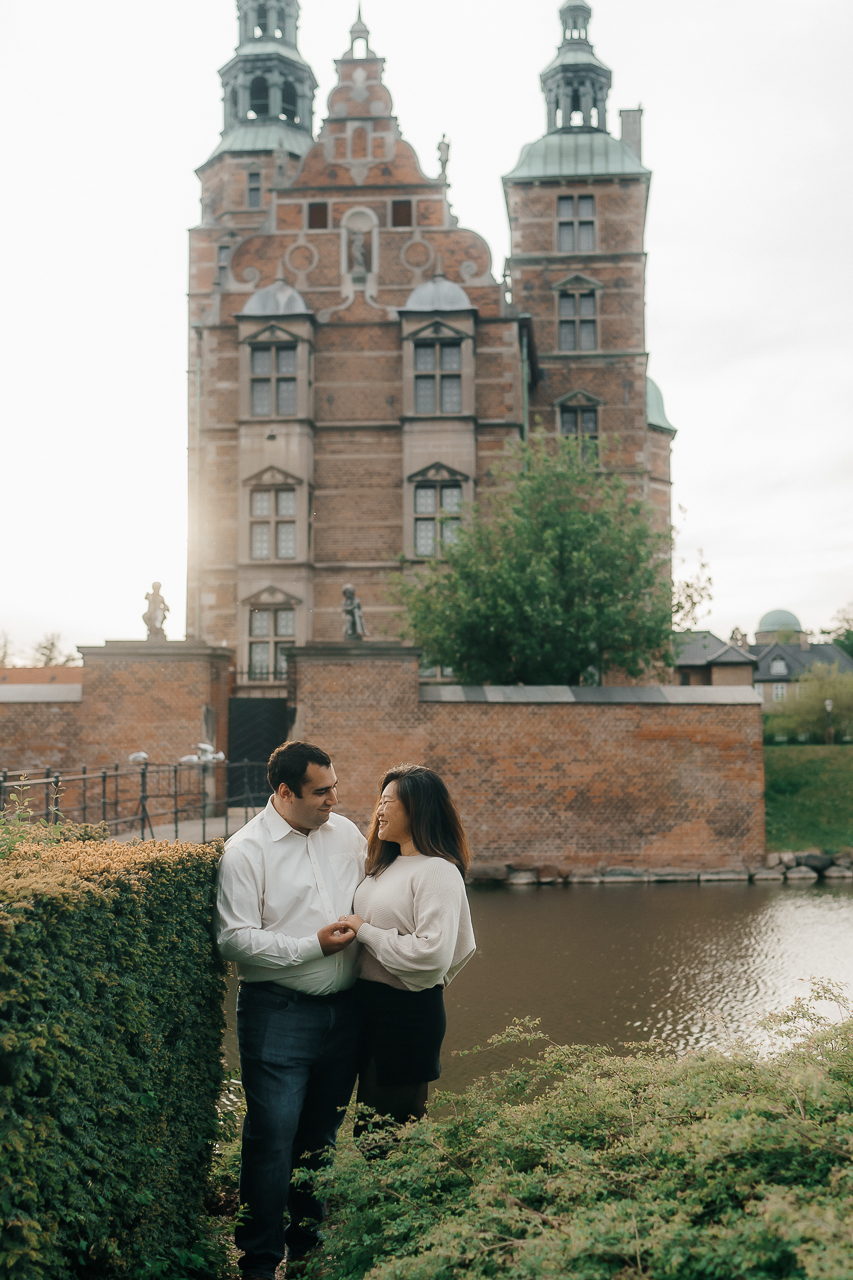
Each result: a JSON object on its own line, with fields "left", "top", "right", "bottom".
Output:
{"left": 227, "top": 698, "right": 292, "bottom": 804}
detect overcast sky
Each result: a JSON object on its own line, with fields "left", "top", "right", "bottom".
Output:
{"left": 1, "top": 0, "right": 851, "bottom": 660}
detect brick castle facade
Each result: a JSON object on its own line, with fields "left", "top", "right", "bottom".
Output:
{"left": 187, "top": 1, "right": 675, "bottom": 718}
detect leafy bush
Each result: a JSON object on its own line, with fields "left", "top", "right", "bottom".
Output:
{"left": 0, "top": 838, "right": 228, "bottom": 1279}
{"left": 768, "top": 663, "right": 853, "bottom": 743}
{"left": 308, "top": 981, "right": 853, "bottom": 1279}
{"left": 0, "top": 788, "right": 109, "bottom": 860}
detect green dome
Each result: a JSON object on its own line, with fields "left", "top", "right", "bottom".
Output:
{"left": 646, "top": 377, "right": 674, "bottom": 431}
{"left": 759, "top": 609, "right": 802, "bottom": 632}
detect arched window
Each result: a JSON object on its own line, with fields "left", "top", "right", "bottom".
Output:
{"left": 280, "top": 80, "right": 298, "bottom": 122}
{"left": 352, "top": 37, "right": 368, "bottom": 58}
{"left": 250, "top": 77, "right": 270, "bottom": 117}
{"left": 256, "top": 5, "right": 268, "bottom": 35}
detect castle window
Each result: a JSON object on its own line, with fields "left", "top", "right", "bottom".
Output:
{"left": 770, "top": 658, "right": 788, "bottom": 676}
{"left": 255, "top": 5, "right": 268, "bottom": 35}
{"left": 250, "top": 487, "right": 298, "bottom": 562}
{"left": 248, "top": 171, "right": 262, "bottom": 208}
{"left": 308, "top": 201, "right": 328, "bottom": 229}
{"left": 557, "top": 193, "right": 595, "bottom": 252}
{"left": 773, "top": 683, "right": 787, "bottom": 702}
{"left": 250, "top": 77, "right": 270, "bottom": 118}
{"left": 280, "top": 80, "right": 298, "bottom": 122}
{"left": 217, "top": 244, "right": 231, "bottom": 285}
{"left": 558, "top": 292, "right": 597, "bottom": 351}
{"left": 414, "top": 341, "right": 463, "bottom": 415}
{"left": 392, "top": 200, "right": 413, "bottom": 227}
{"left": 250, "top": 344, "right": 298, "bottom": 417}
{"left": 560, "top": 406, "right": 598, "bottom": 438}
{"left": 248, "top": 607, "right": 294, "bottom": 682}
{"left": 414, "top": 483, "right": 463, "bottom": 557}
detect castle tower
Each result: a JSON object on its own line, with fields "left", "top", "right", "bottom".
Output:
{"left": 187, "top": 7, "right": 524, "bottom": 742}
{"left": 503, "top": 1, "right": 675, "bottom": 529}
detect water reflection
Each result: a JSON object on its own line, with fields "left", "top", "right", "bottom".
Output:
{"left": 224, "top": 882, "right": 853, "bottom": 1093}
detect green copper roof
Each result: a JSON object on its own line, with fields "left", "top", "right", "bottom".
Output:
{"left": 205, "top": 121, "right": 314, "bottom": 164}
{"left": 504, "top": 130, "right": 648, "bottom": 181}
{"left": 646, "top": 378, "right": 674, "bottom": 432}
{"left": 542, "top": 42, "right": 610, "bottom": 76}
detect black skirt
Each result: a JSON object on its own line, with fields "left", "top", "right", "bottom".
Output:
{"left": 354, "top": 979, "right": 447, "bottom": 1087}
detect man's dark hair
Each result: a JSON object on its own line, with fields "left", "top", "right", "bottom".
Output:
{"left": 267, "top": 741, "right": 332, "bottom": 798}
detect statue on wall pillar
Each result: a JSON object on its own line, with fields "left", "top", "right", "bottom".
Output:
{"left": 143, "top": 583, "right": 169, "bottom": 641}
{"left": 342, "top": 583, "right": 367, "bottom": 641}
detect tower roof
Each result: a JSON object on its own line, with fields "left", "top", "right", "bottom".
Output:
{"left": 203, "top": 0, "right": 318, "bottom": 167}
{"left": 646, "top": 378, "right": 675, "bottom": 432}
{"left": 238, "top": 278, "right": 311, "bottom": 316}
{"left": 505, "top": 130, "right": 648, "bottom": 181}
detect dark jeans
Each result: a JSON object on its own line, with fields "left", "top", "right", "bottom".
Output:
{"left": 236, "top": 981, "right": 359, "bottom": 1279}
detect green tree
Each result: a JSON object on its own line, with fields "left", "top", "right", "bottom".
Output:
{"left": 830, "top": 602, "right": 853, "bottom": 662}
{"left": 398, "top": 438, "right": 704, "bottom": 686}
{"left": 771, "top": 663, "right": 853, "bottom": 742}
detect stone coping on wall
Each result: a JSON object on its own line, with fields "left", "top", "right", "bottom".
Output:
{"left": 296, "top": 642, "right": 422, "bottom": 663}
{"left": 0, "top": 682, "right": 82, "bottom": 703}
{"left": 420, "top": 684, "right": 763, "bottom": 705}
{"left": 77, "top": 641, "right": 235, "bottom": 662}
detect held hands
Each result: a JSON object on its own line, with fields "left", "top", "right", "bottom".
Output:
{"left": 317, "top": 922, "right": 356, "bottom": 956}
{"left": 339, "top": 914, "right": 364, "bottom": 934}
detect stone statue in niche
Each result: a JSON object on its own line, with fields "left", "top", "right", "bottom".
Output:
{"left": 350, "top": 231, "right": 368, "bottom": 278}
{"left": 143, "top": 583, "right": 169, "bottom": 641}
{"left": 342, "top": 584, "right": 367, "bottom": 640}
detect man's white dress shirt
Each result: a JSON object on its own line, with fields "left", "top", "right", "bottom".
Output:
{"left": 215, "top": 799, "right": 367, "bottom": 995}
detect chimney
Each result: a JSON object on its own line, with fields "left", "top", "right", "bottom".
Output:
{"left": 620, "top": 107, "right": 643, "bottom": 160}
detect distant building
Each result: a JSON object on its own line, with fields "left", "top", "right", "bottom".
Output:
{"left": 674, "top": 632, "right": 757, "bottom": 687}
{"left": 737, "top": 610, "right": 853, "bottom": 712}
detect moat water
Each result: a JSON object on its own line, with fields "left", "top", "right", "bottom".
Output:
{"left": 224, "top": 881, "right": 853, "bottom": 1093}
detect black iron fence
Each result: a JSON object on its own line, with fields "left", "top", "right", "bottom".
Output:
{"left": 0, "top": 761, "right": 272, "bottom": 844}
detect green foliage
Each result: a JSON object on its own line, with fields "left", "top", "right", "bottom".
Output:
{"left": 0, "top": 789, "right": 109, "bottom": 860}
{"left": 768, "top": 664, "right": 853, "bottom": 743}
{"left": 764, "top": 745, "right": 853, "bottom": 852}
{"left": 397, "top": 438, "right": 694, "bottom": 686}
{"left": 306, "top": 982, "right": 853, "bottom": 1279}
{"left": 827, "top": 603, "right": 853, "bottom": 663}
{"left": 0, "top": 838, "right": 228, "bottom": 1279}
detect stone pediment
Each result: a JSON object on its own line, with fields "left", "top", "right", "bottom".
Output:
{"left": 238, "top": 322, "right": 307, "bottom": 345}
{"left": 551, "top": 272, "right": 604, "bottom": 292}
{"left": 242, "top": 586, "right": 304, "bottom": 608}
{"left": 406, "top": 319, "right": 469, "bottom": 342}
{"left": 555, "top": 389, "right": 603, "bottom": 407}
{"left": 407, "top": 461, "right": 471, "bottom": 484}
{"left": 242, "top": 467, "right": 304, "bottom": 488}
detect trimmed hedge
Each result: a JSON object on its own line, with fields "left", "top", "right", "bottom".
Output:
{"left": 0, "top": 839, "right": 227, "bottom": 1278}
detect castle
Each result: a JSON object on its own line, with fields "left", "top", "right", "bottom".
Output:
{"left": 187, "top": 1, "right": 675, "bottom": 746}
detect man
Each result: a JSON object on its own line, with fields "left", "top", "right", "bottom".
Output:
{"left": 216, "top": 741, "right": 365, "bottom": 1280}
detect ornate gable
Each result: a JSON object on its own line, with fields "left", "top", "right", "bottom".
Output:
{"left": 241, "top": 586, "right": 304, "bottom": 609}
{"left": 406, "top": 319, "right": 469, "bottom": 342}
{"left": 242, "top": 467, "right": 304, "bottom": 488}
{"left": 407, "top": 461, "right": 471, "bottom": 484}
{"left": 551, "top": 272, "right": 604, "bottom": 292}
{"left": 239, "top": 323, "right": 307, "bottom": 346}
{"left": 555, "top": 389, "right": 603, "bottom": 407}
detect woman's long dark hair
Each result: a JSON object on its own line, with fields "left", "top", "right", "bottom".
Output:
{"left": 366, "top": 763, "right": 471, "bottom": 879}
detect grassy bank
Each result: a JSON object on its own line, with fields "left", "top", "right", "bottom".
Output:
{"left": 765, "top": 745, "right": 853, "bottom": 852}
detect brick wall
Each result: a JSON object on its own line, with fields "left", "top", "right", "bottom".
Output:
{"left": 0, "top": 643, "right": 233, "bottom": 774}
{"left": 294, "top": 646, "right": 765, "bottom": 873}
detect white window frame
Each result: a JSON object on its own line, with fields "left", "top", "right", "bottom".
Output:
{"left": 250, "top": 487, "right": 298, "bottom": 562}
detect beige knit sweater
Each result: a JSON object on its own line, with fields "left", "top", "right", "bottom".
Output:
{"left": 354, "top": 854, "right": 476, "bottom": 993}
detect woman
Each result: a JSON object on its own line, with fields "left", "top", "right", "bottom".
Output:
{"left": 338, "top": 763, "right": 476, "bottom": 1128}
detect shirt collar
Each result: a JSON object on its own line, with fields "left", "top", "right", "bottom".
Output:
{"left": 264, "top": 796, "right": 309, "bottom": 842}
